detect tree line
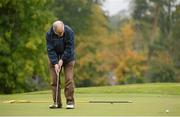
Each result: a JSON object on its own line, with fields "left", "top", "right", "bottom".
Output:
{"left": 0, "top": 0, "right": 179, "bottom": 94}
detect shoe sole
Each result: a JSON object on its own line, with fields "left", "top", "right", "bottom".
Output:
{"left": 66, "top": 107, "right": 74, "bottom": 109}
{"left": 49, "top": 107, "right": 62, "bottom": 109}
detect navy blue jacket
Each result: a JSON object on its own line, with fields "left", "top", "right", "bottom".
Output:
{"left": 46, "top": 25, "right": 75, "bottom": 65}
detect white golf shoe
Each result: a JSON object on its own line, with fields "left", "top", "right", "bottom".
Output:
{"left": 66, "top": 102, "right": 75, "bottom": 109}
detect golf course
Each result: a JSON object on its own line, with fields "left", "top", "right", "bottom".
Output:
{"left": 0, "top": 83, "right": 180, "bottom": 116}
{"left": 1, "top": 0, "right": 180, "bottom": 116}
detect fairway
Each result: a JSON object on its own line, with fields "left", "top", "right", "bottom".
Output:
{"left": 0, "top": 83, "right": 180, "bottom": 116}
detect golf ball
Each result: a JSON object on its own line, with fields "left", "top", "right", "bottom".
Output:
{"left": 166, "top": 109, "right": 169, "bottom": 113}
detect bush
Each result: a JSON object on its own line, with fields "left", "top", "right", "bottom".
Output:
{"left": 148, "top": 59, "right": 176, "bottom": 82}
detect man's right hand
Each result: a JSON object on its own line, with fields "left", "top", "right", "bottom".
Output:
{"left": 54, "top": 64, "right": 60, "bottom": 74}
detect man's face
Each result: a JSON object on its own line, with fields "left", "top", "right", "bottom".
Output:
{"left": 56, "top": 25, "right": 64, "bottom": 37}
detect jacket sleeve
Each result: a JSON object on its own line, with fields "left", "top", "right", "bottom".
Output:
{"left": 61, "top": 30, "right": 74, "bottom": 61}
{"left": 46, "top": 33, "right": 58, "bottom": 65}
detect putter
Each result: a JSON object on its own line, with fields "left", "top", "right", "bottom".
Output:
{"left": 55, "top": 67, "right": 61, "bottom": 108}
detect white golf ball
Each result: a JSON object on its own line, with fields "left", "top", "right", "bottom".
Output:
{"left": 166, "top": 109, "right": 169, "bottom": 113}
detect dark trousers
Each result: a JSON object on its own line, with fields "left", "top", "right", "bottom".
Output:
{"left": 49, "top": 60, "right": 75, "bottom": 105}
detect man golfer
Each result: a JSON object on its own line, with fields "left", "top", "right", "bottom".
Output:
{"left": 46, "top": 20, "right": 75, "bottom": 109}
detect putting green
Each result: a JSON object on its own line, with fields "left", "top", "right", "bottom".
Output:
{"left": 0, "top": 83, "right": 180, "bottom": 116}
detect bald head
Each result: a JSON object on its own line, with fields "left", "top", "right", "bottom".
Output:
{"left": 53, "top": 20, "right": 64, "bottom": 36}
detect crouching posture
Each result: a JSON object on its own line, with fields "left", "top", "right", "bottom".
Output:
{"left": 46, "top": 20, "right": 75, "bottom": 109}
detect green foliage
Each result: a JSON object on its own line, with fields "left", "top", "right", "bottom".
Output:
{"left": 132, "top": 0, "right": 180, "bottom": 83}
{"left": 0, "top": 0, "right": 109, "bottom": 93}
{"left": 0, "top": 0, "right": 54, "bottom": 93}
{"left": 149, "top": 58, "right": 176, "bottom": 82}
{"left": 51, "top": 0, "right": 93, "bottom": 34}
{"left": 75, "top": 3, "right": 109, "bottom": 87}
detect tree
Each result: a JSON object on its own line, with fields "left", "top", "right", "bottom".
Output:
{"left": 0, "top": 0, "right": 54, "bottom": 93}
{"left": 75, "top": 2, "right": 109, "bottom": 86}
{"left": 170, "top": 4, "right": 180, "bottom": 81}
{"left": 51, "top": 0, "right": 94, "bottom": 34}
{"left": 132, "top": 0, "right": 179, "bottom": 82}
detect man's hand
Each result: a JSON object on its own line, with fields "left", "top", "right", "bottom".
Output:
{"left": 54, "top": 60, "right": 63, "bottom": 74}
{"left": 54, "top": 64, "right": 60, "bottom": 75}
{"left": 58, "top": 59, "right": 63, "bottom": 67}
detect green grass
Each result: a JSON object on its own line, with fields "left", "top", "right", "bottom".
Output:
{"left": 76, "top": 83, "right": 180, "bottom": 95}
{"left": 0, "top": 83, "right": 180, "bottom": 116}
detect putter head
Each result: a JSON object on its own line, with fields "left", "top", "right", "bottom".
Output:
{"left": 55, "top": 104, "right": 59, "bottom": 108}
{"left": 49, "top": 103, "right": 61, "bottom": 109}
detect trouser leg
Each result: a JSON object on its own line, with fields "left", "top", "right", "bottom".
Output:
{"left": 64, "top": 60, "right": 75, "bottom": 104}
{"left": 49, "top": 61, "right": 62, "bottom": 106}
